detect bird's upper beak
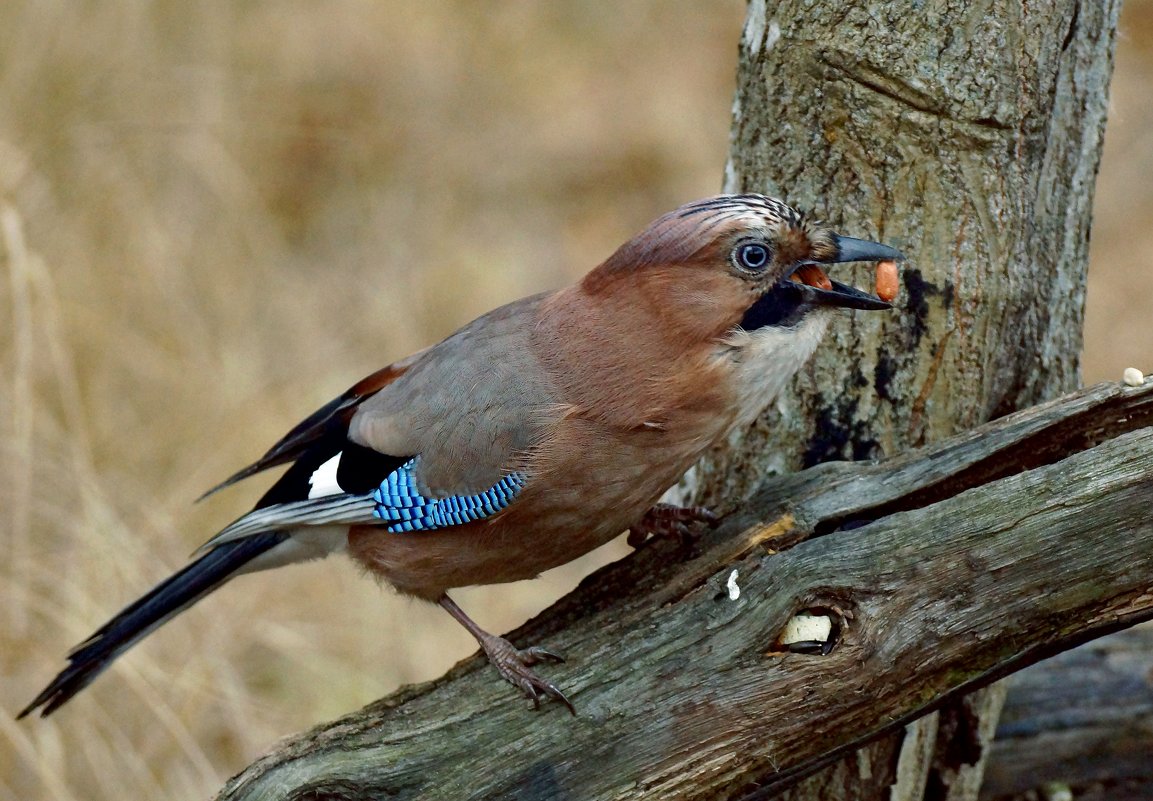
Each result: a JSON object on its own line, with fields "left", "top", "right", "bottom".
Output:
{"left": 787, "top": 234, "right": 905, "bottom": 311}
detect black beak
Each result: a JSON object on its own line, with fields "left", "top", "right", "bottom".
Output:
{"left": 788, "top": 234, "right": 905, "bottom": 312}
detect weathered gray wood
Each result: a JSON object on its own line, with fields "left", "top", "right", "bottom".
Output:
{"left": 216, "top": 379, "right": 1153, "bottom": 801}
{"left": 979, "top": 626, "right": 1153, "bottom": 800}
{"left": 704, "top": 1, "right": 1122, "bottom": 796}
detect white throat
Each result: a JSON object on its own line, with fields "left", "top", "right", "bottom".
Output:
{"left": 722, "top": 313, "right": 831, "bottom": 431}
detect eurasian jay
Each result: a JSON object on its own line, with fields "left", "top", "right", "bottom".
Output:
{"left": 21, "top": 193, "right": 902, "bottom": 717}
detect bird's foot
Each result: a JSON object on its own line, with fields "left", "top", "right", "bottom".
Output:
{"left": 478, "top": 632, "right": 575, "bottom": 714}
{"left": 438, "top": 594, "right": 574, "bottom": 714}
{"left": 627, "top": 503, "right": 718, "bottom": 549}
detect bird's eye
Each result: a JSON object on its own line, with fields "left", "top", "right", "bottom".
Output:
{"left": 734, "top": 242, "right": 770, "bottom": 272}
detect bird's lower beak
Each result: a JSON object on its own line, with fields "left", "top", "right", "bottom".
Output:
{"left": 787, "top": 234, "right": 905, "bottom": 311}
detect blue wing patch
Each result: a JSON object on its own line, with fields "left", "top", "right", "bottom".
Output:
{"left": 371, "top": 458, "right": 526, "bottom": 533}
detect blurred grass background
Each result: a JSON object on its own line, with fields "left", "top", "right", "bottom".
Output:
{"left": 1, "top": 2, "right": 1149, "bottom": 799}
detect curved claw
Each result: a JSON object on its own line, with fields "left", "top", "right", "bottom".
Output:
{"left": 521, "top": 646, "right": 565, "bottom": 665}
{"left": 438, "top": 595, "right": 574, "bottom": 714}
{"left": 518, "top": 673, "right": 575, "bottom": 715}
{"left": 482, "top": 633, "right": 575, "bottom": 715}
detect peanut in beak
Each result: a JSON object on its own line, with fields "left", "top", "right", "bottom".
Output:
{"left": 875, "top": 260, "right": 899, "bottom": 302}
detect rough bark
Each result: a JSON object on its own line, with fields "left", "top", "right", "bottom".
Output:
{"left": 216, "top": 378, "right": 1153, "bottom": 801}
{"left": 696, "top": 1, "right": 1120, "bottom": 797}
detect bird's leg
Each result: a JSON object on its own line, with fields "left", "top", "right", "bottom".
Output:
{"left": 438, "top": 594, "right": 574, "bottom": 714}
{"left": 627, "top": 502, "right": 719, "bottom": 549}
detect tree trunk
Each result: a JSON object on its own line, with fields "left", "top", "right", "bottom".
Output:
{"left": 698, "top": 1, "right": 1120, "bottom": 797}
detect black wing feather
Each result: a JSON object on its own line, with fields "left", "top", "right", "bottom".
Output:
{"left": 198, "top": 394, "right": 357, "bottom": 500}
{"left": 199, "top": 361, "right": 412, "bottom": 500}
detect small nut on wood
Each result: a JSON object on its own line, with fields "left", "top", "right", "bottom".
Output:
{"left": 778, "top": 612, "right": 833, "bottom": 648}
{"left": 875, "top": 260, "right": 899, "bottom": 302}
{"left": 1122, "top": 367, "right": 1145, "bottom": 387}
{"left": 1041, "top": 782, "right": 1073, "bottom": 801}
{"left": 726, "top": 569, "right": 740, "bottom": 601}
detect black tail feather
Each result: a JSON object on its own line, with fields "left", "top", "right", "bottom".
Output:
{"left": 19, "top": 530, "right": 288, "bottom": 719}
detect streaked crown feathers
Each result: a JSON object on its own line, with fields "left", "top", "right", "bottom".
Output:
{"left": 589, "top": 194, "right": 838, "bottom": 286}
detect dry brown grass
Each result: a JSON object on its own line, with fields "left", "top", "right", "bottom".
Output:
{"left": 0, "top": 4, "right": 744, "bottom": 798}
{"left": 1, "top": 2, "right": 1150, "bottom": 799}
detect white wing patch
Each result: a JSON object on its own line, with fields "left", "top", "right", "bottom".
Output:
{"left": 197, "top": 454, "right": 526, "bottom": 554}
{"left": 308, "top": 452, "right": 344, "bottom": 499}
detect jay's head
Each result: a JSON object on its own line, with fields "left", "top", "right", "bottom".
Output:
{"left": 584, "top": 194, "right": 903, "bottom": 341}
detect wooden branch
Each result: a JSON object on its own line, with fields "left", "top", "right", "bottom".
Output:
{"left": 980, "top": 626, "right": 1153, "bottom": 800}
{"left": 216, "top": 379, "right": 1153, "bottom": 801}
